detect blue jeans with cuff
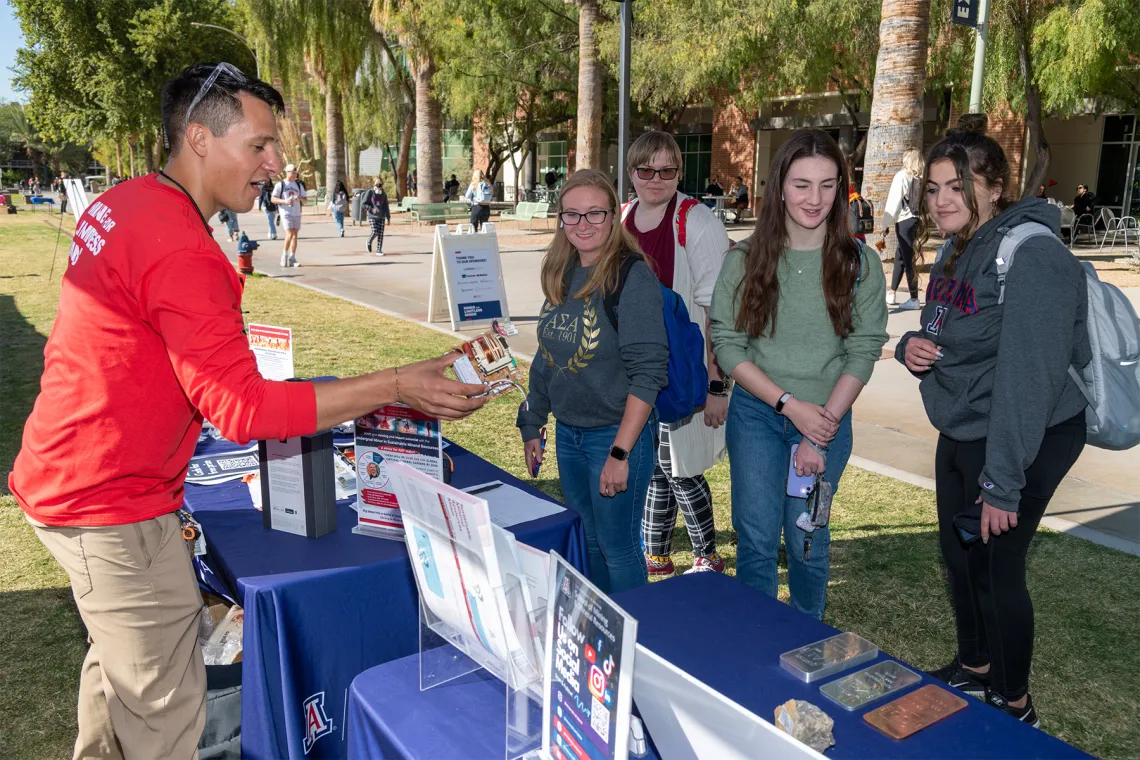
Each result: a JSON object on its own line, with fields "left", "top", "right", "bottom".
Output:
{"left": 556, "top": 420, "right": 655, "bottom": 594}
{"left": 725, "top": 388, "right": 852, "bottom": 619}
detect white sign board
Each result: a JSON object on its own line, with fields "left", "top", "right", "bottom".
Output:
{"left": 63, "top": 179, "right": 89, "bottom": 223}
{"left": 248, "top": 323, "right": 295, "bottom": 380}
{"left": 428, "top": 222, "right": 511, "bottom": 331}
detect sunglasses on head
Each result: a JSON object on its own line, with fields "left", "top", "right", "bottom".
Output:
{"left": 634, "top": 167, "right": 679, "bottom": 181}
{"left": 186, "top": 62, "right": 246, "bottom": 125}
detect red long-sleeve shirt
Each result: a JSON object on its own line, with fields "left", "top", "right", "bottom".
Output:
{"left": 9, "top": 175, "right": 317, "bottom": 526}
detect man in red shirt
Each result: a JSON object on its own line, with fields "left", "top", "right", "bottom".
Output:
{"left": 9, "top": 63, "right": 485, "bottom": 759}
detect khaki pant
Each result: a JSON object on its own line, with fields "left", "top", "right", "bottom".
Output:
{"left": 32, "top": 512, "right": 206, "bottom": 759}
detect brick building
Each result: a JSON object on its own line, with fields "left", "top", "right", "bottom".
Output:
{"left": 479, "top": 93, "right": 1140, "bottom": 220}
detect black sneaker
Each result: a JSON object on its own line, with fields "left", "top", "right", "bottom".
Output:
{"left": 986, "top": 689, "right": 1040, "bottom": 728}
{"left": 926, "top": 657, "right": 989, "bottom": 697}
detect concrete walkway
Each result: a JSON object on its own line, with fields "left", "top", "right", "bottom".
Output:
{"left": 220, "top": 208, "right": 1140, "bottom": 555}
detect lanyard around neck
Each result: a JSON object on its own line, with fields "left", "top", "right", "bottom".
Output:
{"left": 158, "top": 170, "right": 209, "bottom": 232}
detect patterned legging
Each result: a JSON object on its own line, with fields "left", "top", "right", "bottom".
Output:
{"left": 368, "top": 218, "right": 386, "bottom": 251}
{"left": 642, "top": 424, "right": 717, "bottom": 557}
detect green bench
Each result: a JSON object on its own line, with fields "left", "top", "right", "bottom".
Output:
{"left": 499, "top": 201, "right": 551, "bottom": 230}
{"left": 394, "top": 196, "right": 419, "bottom": 213}
{"left": 409, "top": 202, "right": 471, "bottom": 228}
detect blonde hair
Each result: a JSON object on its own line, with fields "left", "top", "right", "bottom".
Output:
{"left": 903, "top": 149, "right": 924, "bottom": 178}
{"left": 627, "top": 131, "right": 683, "bottom": 177}
{"left": 470, "top": 169, "right": 484, "bottom": 184}
{"left": 539, "top": 169, "right": 647, "bottom": 305}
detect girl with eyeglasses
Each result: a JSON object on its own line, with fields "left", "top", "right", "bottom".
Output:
{"left": 710, "top": 129, "right": 888, "bottom": 619}
{"left": 622, "top": 131, "right": 732, "bottom": 578}
{"left": 517, "top": 169, "right": 668, "bottom": 593}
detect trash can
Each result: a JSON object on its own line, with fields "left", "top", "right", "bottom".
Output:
{"left": 351, "top": 190, "right": 366, "bottom": 227}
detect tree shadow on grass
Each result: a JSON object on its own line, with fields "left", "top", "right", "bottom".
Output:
{"left": 0, "top": 294, "right": 47, "bottom": 491}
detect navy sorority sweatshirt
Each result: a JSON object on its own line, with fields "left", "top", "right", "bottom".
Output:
{"left": 895, "top": 198, "right": 1091, "bottom": 512}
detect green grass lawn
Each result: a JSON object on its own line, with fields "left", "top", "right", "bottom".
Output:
{"left": 1, "top": 212, "right": 1138, "bottom": 759}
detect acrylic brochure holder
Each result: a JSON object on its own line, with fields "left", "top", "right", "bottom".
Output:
{"left": 414, "top": 545, "right": 547, "bottom": 759}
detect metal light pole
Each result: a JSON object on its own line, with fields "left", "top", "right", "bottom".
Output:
{"left": 190, "top": 22, "right": 260, "bottom": 79}
{"left": 967, "top": 0, "right": 989, "bottom": 113}
{"left": 616, "top": 1, "right": 633, "bottom": 203}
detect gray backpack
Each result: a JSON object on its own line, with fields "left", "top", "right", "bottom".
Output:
{"left": 938, "top": 223, "right": 1140, "bottom": 450}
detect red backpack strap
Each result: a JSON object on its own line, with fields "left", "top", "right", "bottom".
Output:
{"left": 676, "top": 197, "right": 701, "bottom": 248}
{"left": 620, "top": 200, "right": 635, "bottom": 222}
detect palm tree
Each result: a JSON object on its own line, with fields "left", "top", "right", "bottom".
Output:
{"left": 861, "top": 0, "right": 931, "bottom": 258}
{"left": 1, "top": 103, "right": 46, "bottom": 181}
{"left": 575, "top": 0, "right": 603, "bottom": 171}
{"left": 371, "top": 1, "right": 443, "bottom": 202}
{"left": 244, "top": 0, "right": 372, "bottom": 197}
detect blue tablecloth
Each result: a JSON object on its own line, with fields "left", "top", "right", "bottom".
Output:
{"left": 183, "top": 442, "right": 587, "bottom": 760}
{"left": 347, "top": 573, "right": 1089, "bottom": 760}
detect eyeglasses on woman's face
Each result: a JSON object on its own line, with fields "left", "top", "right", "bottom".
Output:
{"left": 558, "top": 209, "right": 613, "bottom": 226}
{"left": 634, "top": 166, "right": 679, "bottom": 181}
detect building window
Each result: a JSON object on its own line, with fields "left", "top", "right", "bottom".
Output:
{"left": 538, "top": 140, "right": 568, "bottom": 178}
{"left": 1096, "top": 114, "right": 1138, "bottom": 216}
{"left": 676, "top": 134, "right": 712, "bottom": 197}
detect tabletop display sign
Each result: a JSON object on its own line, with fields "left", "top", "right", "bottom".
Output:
{"left": 428, "top": 222, "right": 512, "bottom": 331}
{"left": 258, "top": 430, "right": 337, "bottom": 538}
{"left": 248, "top": 324, "right": 295, "bottom": 381}
{"left": 542, "top": 553, "right": 637, "bottom": 760}
{"left": 63, "top": 178, "right": 90, "bottom": 223}
{"left": 353, "top": 405, "right": 443, "bottom": 539}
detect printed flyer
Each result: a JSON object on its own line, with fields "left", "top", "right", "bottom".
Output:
{"left": 353, "top": 405, "right": 443, "bottom": 538}
{"left": 248, "top": 323, "right": 294, "bottom": 381}
{"left": 543, "top": 554, "right": 637, "bottom": 760}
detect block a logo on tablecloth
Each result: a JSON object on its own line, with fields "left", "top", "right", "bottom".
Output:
{"left": 302, "top": 692, "right": 334, "bottom": 754}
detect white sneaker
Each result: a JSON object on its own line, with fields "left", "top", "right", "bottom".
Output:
{"left": 279, "top": 253, "right": 288, "bottom": 267}
{"left": 288, "top": 255, "right": 298, "bottom": 267}
{"left": 899, "top": 298, "right": 921, "bottom": 311}
{"left": 886, "top": 290, "right": 896, "bottom": 305}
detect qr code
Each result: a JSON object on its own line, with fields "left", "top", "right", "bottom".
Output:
{"left": 590, "top": 697, "right": 610, "bottom": 742}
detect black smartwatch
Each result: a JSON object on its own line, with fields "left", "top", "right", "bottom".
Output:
{"left": 708, "top": 378, "right": 733, "bottom": 396}
{"left": 609, "top": 445, "right": 629, "bottom": 462}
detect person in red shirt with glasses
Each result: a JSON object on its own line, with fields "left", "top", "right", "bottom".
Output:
{"left": 9, "top": 62, "right": 485, "bottom": 759}
{"left": 621, "top": 131, "right": 732, "bottom": 578}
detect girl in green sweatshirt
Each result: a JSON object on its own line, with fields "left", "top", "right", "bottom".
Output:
{"left": 710, "top": 129, "right": 888, "bottom": 619}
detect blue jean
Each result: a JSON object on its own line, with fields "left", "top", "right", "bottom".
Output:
{"left": 556, "top": 421, "right": 655, "bottom": 594}
{"left": 332, "top": 209, "right": 345, "bottom": 233}
{"left": 264, "top": 209, "right": 277, "bottom": 239}
{"left": 725, "top": 388, "right": 853, "bottom": 619}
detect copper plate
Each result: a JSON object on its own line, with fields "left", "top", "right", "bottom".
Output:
{"left": 863, "top": 684, "right": 968, "bottom": 739}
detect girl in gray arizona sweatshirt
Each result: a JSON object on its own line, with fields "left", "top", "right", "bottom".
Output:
{"left": 896, "top": 122, "right": 1089, "bottom": 725}
{"left": 516, "top": 170, "right": 667, "bottom": 593}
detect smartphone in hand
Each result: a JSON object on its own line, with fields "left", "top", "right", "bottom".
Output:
{"left": 787, "top": 443, "right": 815, "bottom": 499}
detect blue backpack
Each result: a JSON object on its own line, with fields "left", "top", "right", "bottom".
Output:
{"left": 603, "top": 256, "right": 708, "bottom": 423}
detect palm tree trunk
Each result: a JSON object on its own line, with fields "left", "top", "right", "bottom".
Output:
{"left": 414, "top": 55, "right": 443, "bottom": 203}
{"left": 397, "top": 114, "right": 413, "bottom": 198}
{"left": 142, "top": 131, "right": 157, "bottom": 174}
{"left": 325, "top": 84, "right": 346, "bottom": 197}
{"left": 128, "top": 140, "right": 136, "bottom": 178}
{"left": 115, "top": 138, "right": 123, "bottom": 177}
{"left": 862, "top": 0, "right": 931, "bottom": 259}
{"left": 1012, "top": 6, "right": 1048, "bottom": 199}
{"left": 575, "top": 0, "right": 603, "bottom": 171}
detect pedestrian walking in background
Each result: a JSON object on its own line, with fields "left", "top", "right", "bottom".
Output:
{"left": 882, "top": 149, "right": 924, "bottom": 310}
{"left": 465, "top": 169, "right": 493, "bottom": 231}
{"left": 363, "top": 178, "right": 391, "bottom": 255}
{"left": 327, "top": 180, "right": 349, "bottom": 237}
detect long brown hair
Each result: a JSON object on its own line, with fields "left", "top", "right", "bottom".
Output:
{"left": 915, "top": 114, "right": 1012, "bottom": 277}
{"left": 539, "top": 169, "right": 647, "bottom": 304}
{"left": 736, "top": 129, "right": 861, "bottom": 338}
